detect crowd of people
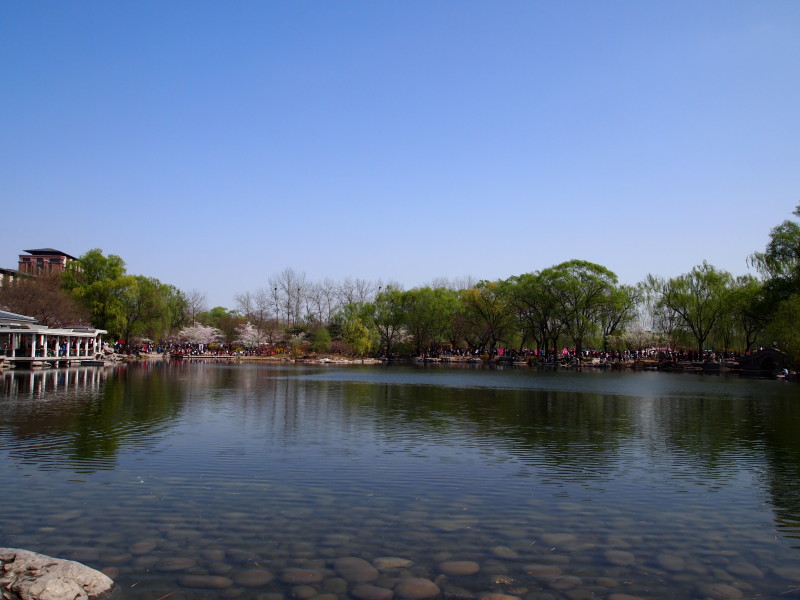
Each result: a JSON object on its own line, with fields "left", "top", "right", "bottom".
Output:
{"left": 111, "top": 338, "right": 763, "bottom": 367}
{"left": 112, "top": 340, "right": 283, "bottom": 357}
{"left": 414, "top": 345, "right": 753, "bottom": 365}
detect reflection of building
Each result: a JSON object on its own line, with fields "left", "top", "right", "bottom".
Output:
{"left": 17, "top": 248, "right": 78, "bottom": 276}
{"left": 1, "top": 365, "right": 108, "bottom": 397}
{"left": 0, "top": 309, "right": 107, "bottom": 367}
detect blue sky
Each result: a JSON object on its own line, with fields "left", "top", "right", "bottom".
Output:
{"left": 2, "top": 1, "right": 799, "bottom": 308}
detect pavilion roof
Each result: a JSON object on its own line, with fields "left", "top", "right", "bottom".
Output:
{"left": 0, "top": 309, "right": 38, "bottom": 324}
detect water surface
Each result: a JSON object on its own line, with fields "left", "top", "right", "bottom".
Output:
{"left": 1, "top": 362, "right": 799, "bottom": 599}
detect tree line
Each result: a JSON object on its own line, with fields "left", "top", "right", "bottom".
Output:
{"left": 0, "top": 249, "right": 192, "bottom": 344}
{"left": 1, "top": 206, "right": 799, "bottom": 364}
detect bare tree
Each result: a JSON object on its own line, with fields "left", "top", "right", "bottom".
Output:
{"left": 0, "top": 273, "right": 86, "bottom": 327}
{"left": 185, "top": 289, "right": 208, "bottom": 324}
{"left": 306, "top": 282, "right": 326, "bottom": 325}
{"left": 337, "top": 277, "right": 377, "bottom": 307}
{"left": 427, "top": 275, "right": 477, "bottom": 291}
{"left": 235, "top": 287, "right": 277, "bottom": 342}
{"left": 318, "top": 278, "right": 341, "bottom": 323}
{"left": 269, "top": 268, "right": 308, "bottom": 325}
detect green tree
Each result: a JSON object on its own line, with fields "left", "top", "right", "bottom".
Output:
{"left": 432, "top": 287, "right": 465, "bottom": 352}
{"left": 653, "top": 262, "right": 733, "bottom": 356}
{"left": 163, "top": 284, "right": 190, "bottom": 334}
{"left": 749, "top": 205, "right": 800, "bottom": 359}
{"left": 372, "top": 286, "right": 405, "bottom": 356}
{"left": 311, "top": 326, "right": 332, "bottom": 353}
{"left": 198, "top": 306, "right": 244, "bottom": 343}
{"left": 399, "top": 287, "right": 461, "bottom": 355}
{"left": 342, "top": 317, "right": 372, "bottom": 356}
{"left": 460, "top": 281, "right": 514, "bottom": 352}
{"left": 642, "top": 274, "right": 684, "bottom": 348}
{"left": 765, "top": 294, "right": 800, "bottom": 366}
{"left": 62, "top": 249, "right": 129, "bottom": 338}
{"left": 442, "top": 291, "right": 470, "bottom": 351}
{"left": 721, "top": 275, "right": 768, "bottom": 353}
{"left": 501, "top": 272, "right": 564, "bottom": 353}
{"left": 119, "top": 276, "right": 182, "bottom": 343}
{"left": 598, "top": 284, "right": 640, "bottom": 352}
{"left": 750, "top": 204, "right": 800, "bottom": 285}
{"left": 547, "top": 260, "right": 618, "bottom": 356}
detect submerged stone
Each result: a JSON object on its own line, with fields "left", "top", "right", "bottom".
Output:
{"left": 538, "top": 534, "right": 577, "bottom": 547}
{"left": 374, "top": 557, "right": 414, "bottom": 570}
{"left": 291, "top": 584, "right": 319, "bottom": 599}
{"left": 333, "top": 557, "right": 379, "bottom": 583}
{"left": 697, "top": 582, "right": 743, "bottom": 600}
{"left": 351, "top": 583, "right": 395, "bottom": 600}
{"left": 523, "top": 564, "right": 562, "bottom": 578}
{"left": 178, "top": 574, "right": 234, "bottom": 589}
{"left": 282, "top": 568, "right": 324, "bottom": 584}
{"left": 547, "top": 575, "right": 582, "bottom": 591}
{"left": 394, "top": 577, "right": 440, "bottom": 599}
{"left": 604, "top": 550, "right": 635, "bottom": 567}
{"left": 438, "top": 561, "right": 480, "bottom": 576}
{"left": 233, "top": 568, "right": 275, "bottom": 587}
{"left": 156, "top": 556, "right": 197, "bottom": 571}
{"left": 478, "top": 594, "right": 521, "bottom": 600}
{"left": 656, "top": 553, "right": 685, "bottom": 572}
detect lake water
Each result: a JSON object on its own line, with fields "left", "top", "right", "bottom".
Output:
{"left": 1, "top": 362, "right": 800, "bottom": 600}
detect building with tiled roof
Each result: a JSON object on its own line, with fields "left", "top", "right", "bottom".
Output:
{"left": 18, "top": 249, "right": 78, "bottom": 276}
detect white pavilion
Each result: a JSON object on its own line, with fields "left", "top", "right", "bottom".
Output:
{"left": 0, "top": 309, "right": 107, "bottom": 367}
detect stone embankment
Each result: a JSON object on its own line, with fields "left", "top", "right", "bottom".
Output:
{"left": 0, "top": 548, "right": 115, "bottom": 600}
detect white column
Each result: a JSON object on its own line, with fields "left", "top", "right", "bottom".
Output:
{"left": 30, "top": 333, "right": 36, "bottom": 358}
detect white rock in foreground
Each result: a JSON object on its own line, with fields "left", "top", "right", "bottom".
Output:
{"left": 0, "top": 548, "right": 115, "bottom": 600}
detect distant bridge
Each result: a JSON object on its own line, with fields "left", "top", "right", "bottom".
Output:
{"left": 737, "top": 348, "right": 790, "bottom": 374}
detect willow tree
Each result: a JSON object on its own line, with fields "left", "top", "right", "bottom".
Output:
{"left": 720, "top": 275, "right": 767, "bottom": 352}
{"left": 399, "top": 287, "right": 462, "bottom": 355}
{"left": 119, "top": 276, "right": 187, "bottom": 343}
{"left": 750, "top": 204, "right": 800, "bottom": 285}
{"left": 372, "top": 286, "right": 405, "bottom": 356}
{"left": 460, "top": 281, "right": 514, "bottom": 352}
{"left": 62, "top": 249, "right": 129, "bottom": 337}
{"left": 653, "top": 262, "right": 733, "bottom": 357}
{"left": 501, "top": 272, "right": 564, "bottom": 353}
{"left": 598, "top": 284, "right": 640, "bottom": 351}
{"left": 546, "top": 260, "right": 618, "bottom": 356}
{"left": 750, "top": 205, "right": 800, "bottom": 363}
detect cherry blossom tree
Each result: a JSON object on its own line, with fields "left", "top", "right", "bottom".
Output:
{"left": 175, "top": 323, "right": 223, "bottom": 345}
{"left": 235, "top": 322, "right": 264, "bottom": 346}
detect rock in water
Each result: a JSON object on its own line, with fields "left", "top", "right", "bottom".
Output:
{"left": 0, "top": 547, "right": 115, "bottom": 600}
{"left": 394, "top": 578, "right": 440, "bottom": 600}
{"left": 438, "top": 561, "right": 480, "bottom": 576}
{"left": 333, "top": 557, "right": 379, "bottom": 583}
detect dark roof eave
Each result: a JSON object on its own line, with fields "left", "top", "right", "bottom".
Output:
{"left": 22, "top": 248, "right": 79, "bottom": 260}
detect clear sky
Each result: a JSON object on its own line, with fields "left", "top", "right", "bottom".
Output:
{"left": 2, "top": 1, "right": 799, "bottom": 308}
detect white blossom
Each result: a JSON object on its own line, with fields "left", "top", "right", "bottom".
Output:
{"left": 175, "top": 323, "right": 223, "bottom": 344}
{"left": 235, "top": 322, "right": 263, "bottom": 346}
